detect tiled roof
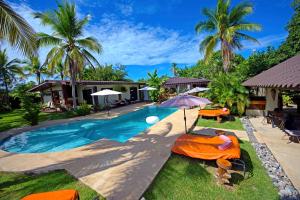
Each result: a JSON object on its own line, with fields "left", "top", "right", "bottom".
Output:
{"left": 28, "top": 80, "right": 143, "bottom": 92}
{"left": 243, "top": 54, "right": 300, "bottom": 89}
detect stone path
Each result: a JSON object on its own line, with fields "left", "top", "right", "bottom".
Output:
{"left": 241, "top": 117, "right": 300, "bottom": 200}
{"left": 0, "top": 104, "right": 199, "bottom": 200}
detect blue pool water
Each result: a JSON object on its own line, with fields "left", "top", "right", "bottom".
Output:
{"left": 0, "top": 106, "right": 177, "bottom": 153}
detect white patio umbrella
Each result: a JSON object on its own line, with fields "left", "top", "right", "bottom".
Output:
{"left": 138, "top": 86, "right": 157, "bottom": 101}
{"left": 184, "top": 87, "right": 210, "bottom": 94}
{"left": 138, "top": 86, "right": 157, "bottom": 91}
{"left": 91, "top": 89, "right": 122, "bottom": 115}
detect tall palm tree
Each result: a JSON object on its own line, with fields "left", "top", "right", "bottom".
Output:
{"left": 195, "top": 0, "right": 261, "bottom": 72}
{"left": 171, "top": 63, "right": 178, "bottom": 77}
{"left": 23, "top": 56, "right": 49, "bottom": 84}
{"left": 0, "top": 49, "right": 23, "bottom": 104}
{"left": 0, "top": 0, "right": 36, "bottom": 56}
{"left": 34, "top": 1, "right": 102, "bottom": 107}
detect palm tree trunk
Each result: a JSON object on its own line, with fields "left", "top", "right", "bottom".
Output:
{"left": 69, "top": 60, "right": 77, "bottom": 108}
{"left": 37, "top": 72, "right": 41, "bottom": 85}
{"left": 221, "top": 40, "right": 230, "bottom": 73}
{"left": 4, "top": 79, "right": 9, "bottom": 105}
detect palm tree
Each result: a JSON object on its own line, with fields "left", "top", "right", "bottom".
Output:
{"left": 34, "top": 1, "right": 102, "bottom": 107}
{"left": 23, "top": 56, "right": 49, "bottom": 84}
{"left": 195, "top": 0, "right": 261, "bottom": 72}
{"left": 0, "top": 49, "right": 23, "bottom": 104}
{"left": 0, "top": 0, "right": 36, "bottom": 56}
{"left": 171, "top": 63, "right": 178, "bottom": 77}
{"left": 55, "top": 62, "right": 66, "bottom": 80}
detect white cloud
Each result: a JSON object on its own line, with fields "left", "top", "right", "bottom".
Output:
{"left": 115, "top": 2, "right": 134, "bottom": 16}
{"left": 5, "top": 2, "right": 287, "bottom": 68}
{"left": 85, "top": 16, "right": 202, "bottom": 65}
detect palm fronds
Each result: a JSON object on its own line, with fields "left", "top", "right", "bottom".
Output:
{"left": 0, "top": 0, "right": 37, "bottom": 56}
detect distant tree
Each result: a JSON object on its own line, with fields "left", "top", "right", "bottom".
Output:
{"left": 0, "top": 49, "right": 23, "bottom": 105}
{"left": 0, "top": 0, "right": 36, "bottom": 56}
{"left": 278, "top": 0, "right": 300, "bottom": 59}
{"left": 82, "top": 65, "right": 128, "bottom": 81}
{"left": 23, "top": 56, "right": 50, "bottom": 84}
{"left": 34, "top": 1, "right": 102, "bottom": 107}
{"left": 171, "top": 63, "right": 178, "bottom": 77}
{"left": 195, "top": 0, "right": 261, "bottom": 72}
{"left": 175, "top": 51, "right": 244, "bottom": 80}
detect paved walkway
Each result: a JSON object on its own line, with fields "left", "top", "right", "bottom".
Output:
{"left": 249, "top": 117, "right": 300, "bottom": 191}
{"left": 0, "top": 104, "right": 199, "bottom": 200}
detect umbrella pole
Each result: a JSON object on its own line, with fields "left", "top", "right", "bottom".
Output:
{"left": 184, "top": 108, "right": 187, "bottom": 134}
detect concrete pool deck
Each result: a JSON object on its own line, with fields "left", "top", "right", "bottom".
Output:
{"left": 249, "top": 117, "right": 300, "bottom": 192}
{"left": 0, "top": 103, "right": 199, "bottom": 200}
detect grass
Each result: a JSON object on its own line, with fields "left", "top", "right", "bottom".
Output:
{"left": 0, "top": 170, "right": 104, "bottom": 200}
{"left": 0, "top": 109, "right": 76, "bottom": 132}
{"left": 197, "top": 117, "right": 245, "bottom": 131}
{"left": 144, "top": 140, "right": 279, "bottom": 200}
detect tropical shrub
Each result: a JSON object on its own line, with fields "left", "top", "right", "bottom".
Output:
{"left": 75, "top": 102, "right": 91, "bottom": 116}
{"left": 21, "top": 94, "right": 41, "bottom": 126}
{"left": 206, "top": 73, "right": 249, "bottom": 116}
{"left": 282, "top": 94, "right": 293, "bottom": 106}
{"left": 146, "top": 70, "right": 167, "bottom": 102}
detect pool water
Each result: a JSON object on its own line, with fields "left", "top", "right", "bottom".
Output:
{"left": 0, "top": 106, "right": 177, "bottom": 153}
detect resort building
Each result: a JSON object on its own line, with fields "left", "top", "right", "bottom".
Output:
{"left": 164, "top": 77, "right": 210, "bottom": 93}
{"left": 243, "top": 54, "right": 300, "bottom": 116}
{"left": 28, "top": 80, "right": 145, "bottom": 107}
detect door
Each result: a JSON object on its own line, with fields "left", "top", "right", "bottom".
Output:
{"left": 82, "top": 89, "right": 93, "bottom": 104}
{"left": 130, "top": 87, "right": 138, "bottom": 101}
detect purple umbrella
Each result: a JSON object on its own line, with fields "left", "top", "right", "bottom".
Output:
{"left": 160, "top": 94, "right": 211, "bottom": 133}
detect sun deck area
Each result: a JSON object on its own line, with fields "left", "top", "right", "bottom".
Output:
{"left": 0, "top": 103, "right": 199, "bottom": 200}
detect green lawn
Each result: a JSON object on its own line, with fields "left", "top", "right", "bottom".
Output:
{"left": 197, "top": 117, "right": 245, "bottom": 131}
{"left": 0, "top": 170, "right": 104, "bottom": 200}
{"left": 0, "top": 109, "right": 76, "bottom": 132}
{"left": 144, "top": 140, "right": 279, "bottom": 200}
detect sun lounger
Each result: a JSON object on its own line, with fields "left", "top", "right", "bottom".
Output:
{"left": 198, "top": 109, "right": 230, "bottom": 122}
{"left": 172, "top": 134, "right": 246, "bottom": 176}
{"left": 172, "top": 134, "right": 240, "bottom": 160}
{"left": 21, "top": 189, "right": 79, "bottom": 200}
{"left": 283, "top": 129, "right": 300, "bottom": 143}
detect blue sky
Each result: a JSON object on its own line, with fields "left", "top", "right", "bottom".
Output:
{"left": 8, "top": 0, "right": 293, "bottom": 80}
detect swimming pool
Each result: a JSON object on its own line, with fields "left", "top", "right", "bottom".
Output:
{"left": 0, "top": 106, "right": 177, "bottom": 153}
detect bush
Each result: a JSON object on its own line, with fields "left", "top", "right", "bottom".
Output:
{"left": 206, "top": 73, "right": 249, "bottom": 116}
{"left": 75, "top": 103, "right": 91, "bottom": 116}
{"left": 21, "top": 94, "right": 41, "bottom": 126}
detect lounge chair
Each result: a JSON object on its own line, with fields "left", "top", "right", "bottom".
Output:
{"left": 198, "top": 108, "right": 230, "bottom": 123}
{"left": 278, "top": 119, "right": 300, "bottom": 143}
{"left": 21, "top": 189, "right": 79, "bottom": 200}
{"left": 172, "top": 134, "right": 245, "bottom": 176}
{"left": 172, "top": 134, "right": 240, "bottom": 160}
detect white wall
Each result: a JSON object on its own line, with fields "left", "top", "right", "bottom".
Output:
{"left": 265, "top": 88, "right": 279, "bottom": 111}
{"left": 80, "top": 84, "right": 141, "bottom": 105}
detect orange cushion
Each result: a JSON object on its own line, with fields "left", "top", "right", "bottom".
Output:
{"left": 199, "top": 109, "right": 230, "bottom": 117}
{"left": 21, "top": 190, "right": 79, "bottom": 200}
{"left": 172, "top": 134, "right": 240, "bottom": 160}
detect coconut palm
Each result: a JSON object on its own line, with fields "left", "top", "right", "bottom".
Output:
{"left": 0, "top": 0, "right": 36, "bottom": 56}
{"left": 0, "top": 49, "right": 23, "bottom": 104}
{"left": 195, "top": 0, "right": 261, "bottom": 72}
{"left": 23, "top": 56, "right": 50, "bottom": 84}
{"left": 34, "top": 1, "right": 102, "bottom": 107}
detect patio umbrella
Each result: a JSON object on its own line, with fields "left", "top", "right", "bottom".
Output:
{"left": 184, "top": 87, "right": 210, "bottom": 94}
{"left": 138, "top": 86, "right": 157, "bottom": 91}
{"left": 139, "top": 86, "right": 157, "bottom": 101}
{"left": 91, "top": 89, "right": 122, "bottom": 115}
{"left": 160, "top": 94, "right": 211, "bottom": 133}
